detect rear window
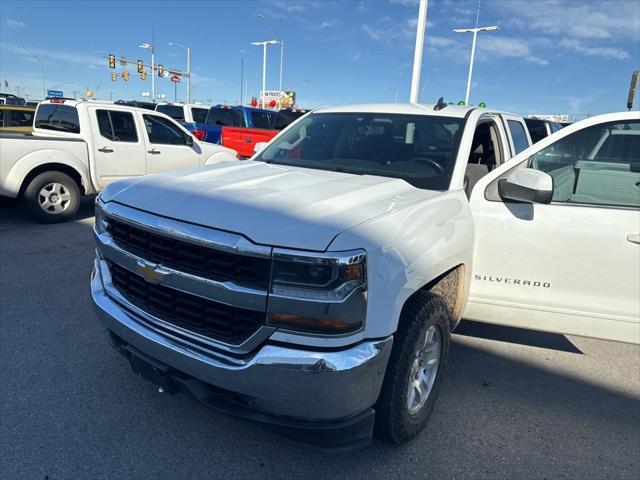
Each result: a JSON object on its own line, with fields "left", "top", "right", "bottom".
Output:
{"left": 206, "top": 108, "right": 245, "bottom": 127}
{"left": 250, "top": 111, "right": 271, "bottom": 129}
{"left": 155, "top": 105, "right": 185, "bottom": 122}
{"left": 274, "top": 110, "right": 308, "bottom": 130}
{"left": 34, "top": 104, "right": 80, "bottom": 133}
{"left": 191, "top": 108, "right": 208, "bottom": 124}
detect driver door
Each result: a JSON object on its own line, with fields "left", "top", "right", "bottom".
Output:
{"left": 465, "top": 115, "right": 640, "bottom": 344}
{"left": 141, "top": 113, "right": 202, "bottom": 173}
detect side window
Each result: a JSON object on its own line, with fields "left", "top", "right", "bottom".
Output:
{"left": 9, "top": 109, "right": 34, "bottom": 127}
{"left": 507, "top": 120, "right": 529, "bottom": 154}
{"left": 143, "top": 114, "right": 187, "bottom": 145}
{"left": 528, "top": 120, "right": 640, "bottom": 208}
{"left": 251, "top": 111, "right": 271, "bottom": 129}
{"left": 97, "top": 110, "right": 113, "bottom": 139}
{"left": 191, "top": 108, "right": 207, "bottom": 124}
{"left": 231, "top": 109, "right": 245, "bottom": 127}
{"left": 96, "top": 110, "right": 138, "bottom": 142}
{"left": 464, "top": 121, "right": 503, "bottom": 197}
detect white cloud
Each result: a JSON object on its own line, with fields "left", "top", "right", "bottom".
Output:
{"left": 6, "top": 19, "right": 26, "bottom": 28}
{"left": 503, "top": 0, "right": 640, "bottom": 40}
{"left": 559, "top": 39, "right": 630, "bottom": 60}
{"left": 320, "top": 20, "right": 339, "bottom": 29}
{"left": 498, "top": 0, "right": 638, "bottom": 62}
{"left": 1, "top": 43, "right": 105, "bottom": 68}
{"left": 525, "top": 56, "right": 550, "bottom": 66}
{"left": 476, "top": 36, "right": 549, "bottom": 66}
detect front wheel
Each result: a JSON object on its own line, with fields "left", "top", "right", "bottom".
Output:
{"left": 23, "top": 171, "right": 81, "bottom": 223}
{"left": 375, "top": 291, "right": 451, "bottom": 444}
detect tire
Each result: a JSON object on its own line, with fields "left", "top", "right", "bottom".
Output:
{"left": 375, "top": 291, "right": 451, "bottom": 444}
{"left": 23, "top": 171, "right": 81, "bottom": 224}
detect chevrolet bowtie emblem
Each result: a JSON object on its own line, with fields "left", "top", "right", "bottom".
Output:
{"left": 137, "top": 261, "right": 166, "bottom": 284}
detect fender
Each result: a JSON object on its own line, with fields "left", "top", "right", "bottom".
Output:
{"left": 3, "top": 147, "right": 93, "bottom": 198}
{"left": 329, "top": 190, "right": 474, "bottom": 339}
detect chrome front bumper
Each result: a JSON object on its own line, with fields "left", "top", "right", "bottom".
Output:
{"left": 91, "top": 259, "right": 393, "bottom": 422}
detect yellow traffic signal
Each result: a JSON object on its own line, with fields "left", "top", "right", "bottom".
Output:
{"left": 137, "top": 59, "right": 143, "bottom": 74}
{"left": 122, "top": 71, "right": 129, "bottom": 82}
{"left": 140, "top": 70, "right": 147, "bottom": 80}
{"left": 157, "top": 64, "right": 164, "bottom": 77}
{"left": 111, "top": 72, "right": 117, "bottom": 82}
{"left": 108, "top": 54, "right": 116, "bottom": 69}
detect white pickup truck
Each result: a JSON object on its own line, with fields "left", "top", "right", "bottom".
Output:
{"left": 0, "top": 99, "right": 237, "bottom": 223}
{"left": 90, "top": 103, "right": 639, "bottom": 450}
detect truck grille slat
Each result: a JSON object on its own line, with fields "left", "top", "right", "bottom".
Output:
{"left": 106, "top": 217, "right": 269, "bottom": 290}
{"left": 108, "top": 261, "right": 265, "bottom": 344}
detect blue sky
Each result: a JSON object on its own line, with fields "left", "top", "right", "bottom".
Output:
{"left": 1, "top": 0, "right": 638, "bottom": 118}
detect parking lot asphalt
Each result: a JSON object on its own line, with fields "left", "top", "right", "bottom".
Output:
{"left": 1, "top": 200, "right": 639, "bottom": 480}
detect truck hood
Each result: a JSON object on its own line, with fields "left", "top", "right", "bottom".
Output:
{"left": 101, "top": 161, "right": 442, "bottom": 250}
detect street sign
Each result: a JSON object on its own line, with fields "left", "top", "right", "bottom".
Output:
{"left": 171, "top": 75, "right": 181, "bottom": 83}
{"left": 47, "top": 90, "right": 63, "bottom": 98}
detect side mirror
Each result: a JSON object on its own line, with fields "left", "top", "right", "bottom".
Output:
{"left": 498, "top": 168, "right": 553, "bottom": 204}
{"left": 185, "top": 135, "right": 194, "bottom": 147}
{"left": 253, "top": 142, "right": 268, "bottom": 155}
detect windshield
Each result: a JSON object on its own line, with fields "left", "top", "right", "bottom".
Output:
{"left": 156, "top": 105, "right": 185, "bottom": 122}
{"left": 255, "top": 112, "right": 465, "bottom": 190}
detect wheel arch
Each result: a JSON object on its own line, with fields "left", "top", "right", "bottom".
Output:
{"left": 401, "top": 264, "right": 467, "bottom": 331}
{"left": 18, "top": 162, "right": 86, "bottom": 197}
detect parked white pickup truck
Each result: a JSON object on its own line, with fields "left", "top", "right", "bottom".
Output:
{"left": 90, "top": 103, "right": 639, "bottom": 450}
{"left": 0, "top": 99, "right": 237, "bottom": 222}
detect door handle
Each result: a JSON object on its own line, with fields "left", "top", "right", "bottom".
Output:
{"left": 244, "top": 138, "right": 253, "bottom": 143}
{"left": 98, "top": 147, "right": 114, "bottom": 153}
{"left": 627, "top": 234, "right": 640, "bottom": 245}
{"left": 147, "top": 148, "right": 161, "bottom": 155}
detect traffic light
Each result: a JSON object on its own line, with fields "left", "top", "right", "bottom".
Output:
{"left": 108, "top": 54, "right": 116, "bottom": 69}
{"left": 111, "top": 72, "right": 117, "bottom": 82}
{"left": 122, "top": 71, "right": 129, "bottom": 82}
{"left": 140, "top": 70, "right": 146, "bottom": 80}
{"left": 137, "top": 59, "right": 143, "bottom": 74}
{"left": 157, "top": 64, "right": 164, "bottom": 77}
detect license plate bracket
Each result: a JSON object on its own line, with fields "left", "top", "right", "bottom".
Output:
{"left": 128, "top": 350, "right": 176, "bottom": 394}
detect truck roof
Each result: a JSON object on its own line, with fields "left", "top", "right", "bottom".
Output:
{"left": 39, "top": 99, "right": 159, "bottom": 115}
{"left": 314, "top": 102, "right": 506, "bottom": 118}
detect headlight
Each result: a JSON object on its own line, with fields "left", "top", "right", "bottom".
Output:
{"left": 94, "top": 196, "right": 108, "bottom": 234}
{"left": 268, "top": 249, "right": 367, "bottom": 334}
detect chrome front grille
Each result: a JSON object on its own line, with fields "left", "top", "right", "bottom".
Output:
{"left": 106, "top": 217, "right": 270, "bottom": 290}
{"left": 96, "top": 202, "right": 273, "bottom": 352}
{"left": 108, "top": 261, "right": 265, "bottom": 344}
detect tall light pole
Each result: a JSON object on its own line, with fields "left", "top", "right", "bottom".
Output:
{"left": 139, "top": 43, "right": 155, "bottom": 102}
{"left": 169, "top": 42, "right": 190, "bottom": 103}
{"left": 409, "top": 0, "right": 429, "bottom": 103}
{"left": 454, "top": 25, "right": 499, "bottom": 105}
{"left": 251, "top": 40, "right": 279, "bottom": 109}
{"left": 258, "top": 15, "right": 284, "bottom": 107}
{"left": 23, "top": 47, "right": 45, "bottom": 99}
